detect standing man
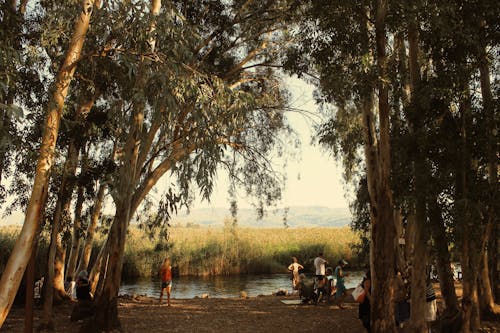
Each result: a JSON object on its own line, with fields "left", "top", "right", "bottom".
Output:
{"left": 314, "top": 252, "right": 328, "bottom": 278}
{"left": 159, "top": 257, "right": 173, "bottom": 306}
{"left": 314, "top": 253, "right": 328, "bottom": 302}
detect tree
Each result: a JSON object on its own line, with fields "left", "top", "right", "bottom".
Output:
{"left": 0, "top": 0, "right": 97, "bottom": 327}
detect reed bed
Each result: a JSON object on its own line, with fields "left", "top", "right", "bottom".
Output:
{"left": 0, "top": 224, "right": 361, "bottom": 280}
{"left": 123, "top": 225, "right": 360, "bottom": 279}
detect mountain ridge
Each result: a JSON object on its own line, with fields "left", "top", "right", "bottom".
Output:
{"left": 171, "top": 206, "right": 352, "bottom": 228}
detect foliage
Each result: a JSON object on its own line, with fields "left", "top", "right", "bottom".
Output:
{"left": 122, "top": 225, "right": 360, "bottom": 279}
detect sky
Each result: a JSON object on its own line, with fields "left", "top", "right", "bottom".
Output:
{"left": 192, "top": 76, "right": 350, "bottom": 210}
{"left": 1, "top": 77, "right": 350, "bottom": 224}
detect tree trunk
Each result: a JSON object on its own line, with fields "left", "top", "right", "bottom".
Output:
{"left": 429, "top": 198, "right": 459, "bottom": 314}
{"left": 458, "top": 85, "right": 482, "bottom": 333}
{"left": 407, "top": 9, "right": 430, "bottom": 331}
{"left": 478, "top": 228, "right": 500, "bottom": 317}
{"left": 66, "top": 183, "right": 85, "bottom": 279}
{"left": 371, "top": 1, "right": 397, "bottom": 332}
{"left": 89, "top": 236, "right": 109, "bottom": 296}
{"left": 54, "top": 235, "right": 67, "bottom": 301}
{"left": 0, "top": 0, "right": 95, "bottom": 327}
{"left": 94, "top": 208, "right": 129, "bottom": 330}
{"left": 78, "top": 182, "right": 107, "bottom": 273}
{"left": 93, "top": 1, "right": 161, "bottom": 328}
{"left": 478, "top": 45, "right": 500, "bottom": 306}
{"left": 40, "top": 223, "right": 69, "bottom": 329}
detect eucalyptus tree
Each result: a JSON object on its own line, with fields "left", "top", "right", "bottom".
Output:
{"left": 0, "top": 1, "right": 27, "bottom": 195}
{"left": 284, "top": 1, "right": 399, "bottom": 331}
{"left": 54, "top": 1, "right": 298, "bottom": 329}
{"left": 0, "top": 0, "right": 98, "bottom": 327}
{"left": 418, "top": 1, "right": 500, "bottom": 329}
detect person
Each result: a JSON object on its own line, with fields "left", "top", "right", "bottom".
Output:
{"left": 426, "top": 277, "right": 437, "bottom": 332}
{"left": 313, "top": 252, "right": 328, "bottom": 279}
{"left": 287, "top": 257, "right": 304, "bottom": 291}
{"left": 358, "top": 270, "right": 371, "bottom": 332}
{"left": 394, "top": 270, "right": 410, "bottom": 327}
{"left": 65, "top": 275, "right": 76, "bottom": 300}
{"left": 326, "top": 267, "right": 336, "bottom": 297}
{"left": 75, "top": 270, "right": 92, "bottom": 301}
{"left": 334, "top": 259, "right": 349, "bottom": 309}
{"left": 34, "top": 277, "right": 44, "bottom": 304}
{"left": 322, "top": 267, "right": 336, "bottom": 303}
{"left": 159, "top": 257, "right": 173, "bottom": 306}
{"left": 313, "top": 253, "right": 328, "bottom": 301}
{"left": 70, "top": 270, "right": 93, "bottom": 321}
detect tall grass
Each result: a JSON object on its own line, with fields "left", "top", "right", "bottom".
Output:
{"left": 123, "top": 225, "right": 361, "bottom": 279}
{"left": 0, "top": 225, "right": 361, "bottom": 281}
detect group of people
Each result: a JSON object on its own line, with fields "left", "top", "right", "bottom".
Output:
{"left": 288, "top": 252, "right": 350, "bottom": 309}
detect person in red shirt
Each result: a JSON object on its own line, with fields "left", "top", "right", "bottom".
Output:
{"left": 159, "top": 257, "right": 173, "bottom": 306}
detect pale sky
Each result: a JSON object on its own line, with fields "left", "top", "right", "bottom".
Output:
{"left": 1, "top": 77, "right": 350, "bottom": 224}
{"left": 194, "top": 76, "right": 350, "bottom": 210}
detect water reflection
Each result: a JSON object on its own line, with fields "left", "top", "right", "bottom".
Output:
{"left": 120, "top": 271, "right": 364, "bottom": 299}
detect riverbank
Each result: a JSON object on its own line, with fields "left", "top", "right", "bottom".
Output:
{"left": 2, "top": 283, "right": 499, "bottom": 332}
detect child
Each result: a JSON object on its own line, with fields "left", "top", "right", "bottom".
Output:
{"left": 159, "top": 257, "right": 173, "bottom": 306}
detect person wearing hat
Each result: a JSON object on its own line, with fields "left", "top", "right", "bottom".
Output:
{"left": 334, "top": 259, "right": 349, "bottom": 309}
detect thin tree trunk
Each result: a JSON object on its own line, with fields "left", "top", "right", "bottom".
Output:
{"left": 478, "top": 224, "right": 500, "bottom": 316}
{"left": 24, "top": 241, "right": 36, "bottom": 333}
{"left": 458, "top": 85, "right": 482, "bottom": 333}
{"left": 78, "top": 182, "right": 107, "bottom": 273}
{"left": 429, "top": 198, "right": 459, "bottom": 314}
{"left": 478, "top": 45, "right": 500, "bottom": 308}
{"left": 54, "top": 234, "right": 67, "bottom": 301}
{"left": 0, "top": 0, "right": 95, "bottom": 327}
{"left": 371, "top": 1, "right": 397, "bottom": 332}
{"left": 89, "top": 236, "right": 109, "bottom": 296}
{"left": 66, "top": 183, "right": 85, "bottom": 279}
{"left": 407, "top": 8, "right": 429, "bottom": 332}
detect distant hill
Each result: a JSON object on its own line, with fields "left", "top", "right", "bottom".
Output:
{"left": 171, "top": 206, "right": 352, "bottom": 228}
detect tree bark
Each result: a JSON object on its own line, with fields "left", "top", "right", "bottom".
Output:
{"left": 0, "top": 0, "right": 95, "bottom": 327}
{"left": 478, "top": 45, "right": 500, "bottom": 307}
{"left": 66, "top": 183, "right": 85, "bottom": 279}
{"left": 458, "top": 85, "right": 482, "bottom": 333}
{"left": 78, "top": 182, "right": 107, "bottom": 273}
{"left": 429, "top": 198, "right": 459, "bottom": 314}
{"left": 478, "top": 223, "right": 500, "bottom": 316}
{"left": 371, "top": 1, "right": 397, "bottom": 332}
{"left": 407, "top": 8, "right": 430, "bottom": 332}
{"left": 89, "top": 236, "right": 109, "bottom": 296}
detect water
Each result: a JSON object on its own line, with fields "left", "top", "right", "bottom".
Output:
{"left": 120, "top": 271, "right": 365, "bottom": 299}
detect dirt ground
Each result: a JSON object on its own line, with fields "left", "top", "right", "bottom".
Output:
{"left": 2, "top": 284, "right": 499, "bottom": 333}
{"left": 3, "top": 295, "right": 366, "bottom": 333}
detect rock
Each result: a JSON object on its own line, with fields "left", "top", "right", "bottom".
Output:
{"left": 240, "top": 291, "right": 248, "bottom": 299}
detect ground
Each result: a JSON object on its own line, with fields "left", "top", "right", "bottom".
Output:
{"left": 3, "top": 295, "right": 366, "bottom": 333}
{"left": 2, "top": 284, "right": 499, "bottom": 332}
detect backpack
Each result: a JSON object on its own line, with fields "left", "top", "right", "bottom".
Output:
{"left": 352, "top": 284, "right": 366, "bottom": 303}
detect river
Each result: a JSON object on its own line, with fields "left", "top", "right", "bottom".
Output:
{"left": 120, "top": 271, "right": 365, "bottom": 299}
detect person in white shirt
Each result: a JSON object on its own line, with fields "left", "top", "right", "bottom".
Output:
{"left": 314, "top": 252, "right": 328, "bottom": 278}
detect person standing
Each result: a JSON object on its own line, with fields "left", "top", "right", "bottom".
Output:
{"left": 358, "top": 270, "right": 371, "bottom": 332}
{"left": 425, "top": 277, "right": 437, "bottom": 332}
{"left": 159, "top": 257, "right": 173, "bottom": 306}
{"left": 288, "top": 257, "right": 304, "bottom": 290}
{"left": 334, "top": 259, "right": 349, "bottom": 309}
{"left": 313, "top": 252, "right": 328, "bottom": 278}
